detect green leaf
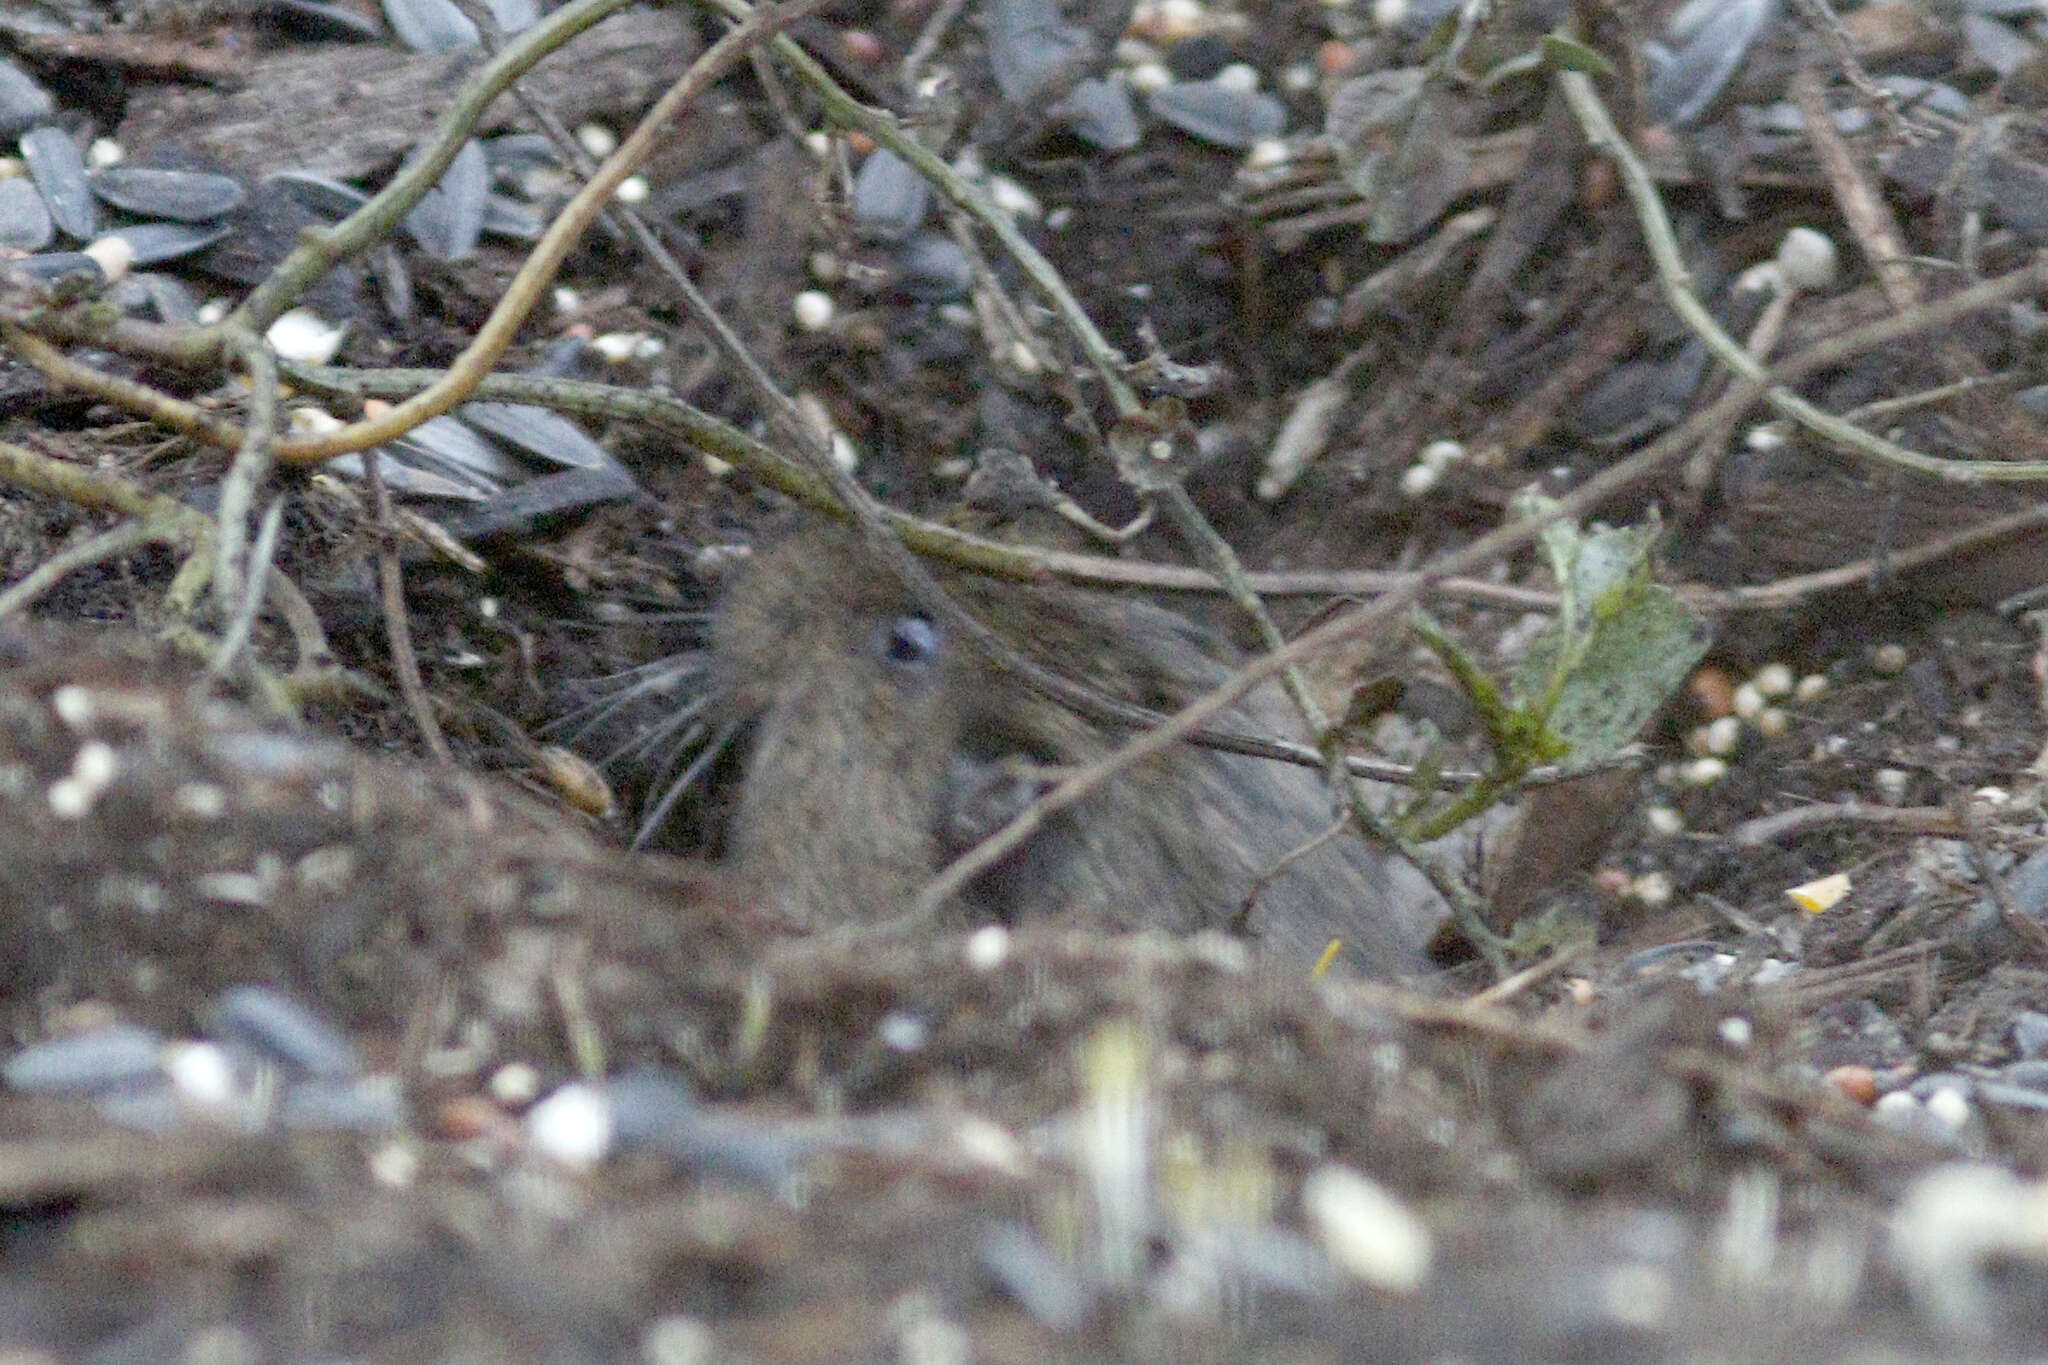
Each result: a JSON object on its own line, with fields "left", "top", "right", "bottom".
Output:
{"left": 1540, "top": 33, "right": 1613, "bottom": 77}
{"left": 1510, "top": 496, "right": 1710, "bottom": 764}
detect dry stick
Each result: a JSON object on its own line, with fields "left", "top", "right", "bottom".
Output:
{"left": 1559, "top": 69, "right": 2048, "bottom": 483}
{"left": 206, "top": 496, "right": 285, "bottom": 682}
{"left": 213, "top": 326, "right": 278, "bottom": 624}
{"left": 0, "top": 520, "right": 170, "bottom": 620}
{"left": 1793, "top": 65, "right": 1921, "bottom": 312}
{"left": 362, "top": 448, "right": 451, "bottom": 764}
{"left": 1688, "top": 502, "right": 2048, "bottom": 612}
{"left": 1729, "top": 801, "right": 1962, "bottom": 847}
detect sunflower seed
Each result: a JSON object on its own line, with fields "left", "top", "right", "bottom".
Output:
{"left": 4, "top": 1026, "right": 164, "bottom": 1093}
{"left": 109, "top": 271, "right": 199, "bottom": 323}
{"left": 210, "top": 986, "right": 362, "bottom": 1078}
{"left": 398, "top": 413, "right": 527, "bottom": 483}
{"left": 404, "top": 138, "right": 489, "bottom": 260}
{"left": 1648, "top": 0, "right": 1776, "bottom": 128}
{"left": 481, "top": 193, "right": 543, "bottom": 240}
{"left": 1148, "top": 79, "right": 1286, "bottom": 149}
{"left": 1053, "top": 77, "right": 1142, "bottom": 151}
{"left": 100, "top": 219, "right": 231, "bottom": 265}
{"left": 383, "top": 0, "right": 478, "bottom": 53}
{"left": 9, "top": 250, "right": 105, "bottom": 283}
{"left": 0, "top": 174, "right": 53, "bottom": 250}
{"left": 331, "top": 450, "right": 496, "bottom": 501}
{"left": 459, "top": 401, "right": 617, "bottom": 470}
{"left": 265, "top": 169, "right": 372, "bottom": 219}
{"left": 89, "top": 166, "right": 246, "bottom": 222}
{"left": 0, "top": 56, "right": 54, "bottom": 138}
{"left": 20, "top": 125, "right": 95, "bottom": 239}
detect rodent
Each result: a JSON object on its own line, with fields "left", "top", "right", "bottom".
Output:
{"left": 708, "top": 527, "right": 1443, "bottom": 976}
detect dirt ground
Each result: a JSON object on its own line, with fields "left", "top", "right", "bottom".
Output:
{"left": 7, "top": 0, "right": 2048, "bottom": 1361}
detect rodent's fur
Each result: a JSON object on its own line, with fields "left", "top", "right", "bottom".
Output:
{"left": 712, "top": 529, "right": 1440, "bottom": 975}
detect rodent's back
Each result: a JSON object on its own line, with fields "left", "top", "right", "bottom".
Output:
{"left": 712, "top": 530, "right": 1437, "bottom": 974}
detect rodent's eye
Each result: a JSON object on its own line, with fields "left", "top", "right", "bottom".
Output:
{"left": 880, "top": 613, "right": 941, "bottom": 667}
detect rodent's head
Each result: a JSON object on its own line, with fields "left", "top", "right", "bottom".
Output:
{"left": 709, "top": 530, "right": 978, "bottom": 927}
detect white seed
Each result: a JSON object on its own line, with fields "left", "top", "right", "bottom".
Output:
{"left": 614, "top": 175, "right": 649, "bottom": 205}
{"left": 1973, "top": 786, "right": 2012, "bottom": 806}
{"left": 987, "top": 176, "right": 1042, "bottom": 219}
{"left": 964, "top": 924, "right": 1010, "bottom": 970}
{"left": 288, "top": 406, "right": 345, "bottom": 436}
{"left": 1731, "top": 682, "right": 1765, "bottom": 721}
{"left": 1398, "top": 462, "right": 1439, "bottom": 498}
{"left": 82, "top": 234, "right": 134, "bottom": 284}
{"left": 1630, "top": 871, "right": 1673, "bottom": 907}
{"left": 1870, "top": 643, "right": 1909, "bottom": 676}
{"left": 1244, "top": 137, "right": 1291, "bottom": 170}
{"left": 1924, "top": 1086, "right": 1972, "bottom": 1132}
{"left": 489, "top": 1061, "right": 541, "bottom": 1105}
{"left": 195, "top": 298, "right": 229, "bottom": 325}
{"left": 162, "top": 1040, "right": 236, "bottom": 1108}
{"left": 1682, "top": 756, "right": 1728, "bottom": 787}
{"left": 1126, "top": 62, "right": 1173, "bottom": 95}
{"left": 1874, "top": 767, "right": 1910, "bottom": 806}
{"left": 1701, "top": 715, "right": 1742, "bottom": 756}
{"left": 1776, "top": 227, "right": 1840, "bottom": 292}
{"left": 1645, "top": 806, "right": 1684, "bottom": 837}
{"left": 552, "top": 286, "right": 580, "bottom": 314}
{"left": 1372, "top": 0, "right": 1408, "bottom": 26}
{"left": 1302, "top": 1164, "right": 1432, "bottom": 1293}
{"left": 1753, "top": 707, "right": 1790, "bottom": 739}
{"left": 526, "top": 1083, "right": 614, "bottom": 1169}
{"left": 1752, "top": 662, "right": 1795, "bottom": 698}
{"left": 87, "top": 137, "right": 124, "bottom": 169}
{"left": 370, "top": 1139, "right": 421, "bottom": 1188}
{"left": 1794, "top": 673, "right": 1829, "bottom": 702}
{"left": 574, "top": 122, "right": 618, "bottom": 159}
{"left": 1214, "top": 63, "right": 1261, "bottom": 94}
{"left": 71, "top": 740, "right": 116, "bottom": 789}
{"left": 792, "top": 289, "right": 835, "bottom": 331}
{"left": 1418, "top": 438, "right": 1464, "bottom": 471}
{"left": 266, "top": 308, "right": 346, "bottom": 366}
{"left": 1718, "top": 1016, "right": 1753, "bottom": 1049}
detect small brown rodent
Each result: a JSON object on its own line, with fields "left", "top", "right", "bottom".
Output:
{"left": 709, "top": 528, "right": 1442, "bottom": 976}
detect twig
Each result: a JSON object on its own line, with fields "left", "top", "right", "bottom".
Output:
{"left": 1728, "top": 800, "right": 1961, "bottom": 846}
{"left": 364, "top": 448, "right": 451, "bottom": 764}
{"left": 213, "top": 325, "right": 278, "bottom": 618}
{"left": 205, "top": 496, "right": 284, "bottom": 681}
{"left": 0, "top": 520, "right": 170, "bottom": 620}
{"left": 1687, "top": 503, "right": 2048, "bottom": 612}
